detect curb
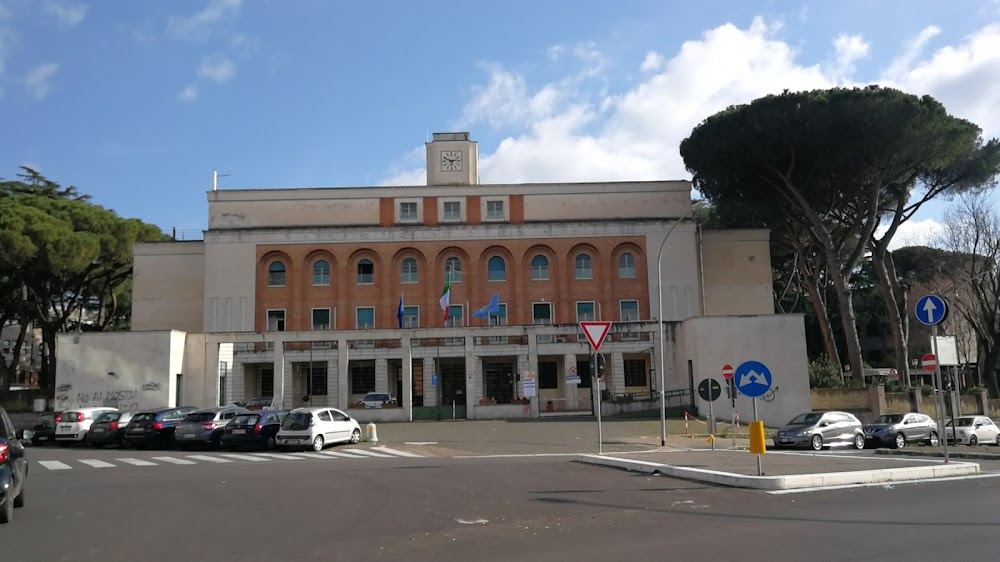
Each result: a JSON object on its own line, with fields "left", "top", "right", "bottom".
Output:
{"left": 575, "top": 454, "right": 981, "bottom": 490}
{"left": 875, "top": 449, "right": 1000, "bottom": 461}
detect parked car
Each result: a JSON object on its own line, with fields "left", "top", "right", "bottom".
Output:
{"left": 1, "top": 407, "right": 29, "bottom": 524}
{"left": 945, "top": 416, "right": 1000, "bottom": 446}
{"left": 773, "top": 411, "right": 865, "bottom": 451}
{"left": 174, "top": 406, "right": 249, "bottom": 450}
{"left": 276, "top": 407, "right": 361, "bottom": 452}
{"left": 221, "top": 410, "right": 289, "bottom": 451}
{"left": 87, "top": 411, "right": 137, "bottom": 448}
{"left": 123, "top": 407, "right": 198, "bottom": 449}
{"left": 55, "top": 407, "right": 118, "bottom": 446}
{"left": 863, "top": 412, "right": 939, "bottom": 449}
{"left": 360, "top": 392, "right": 395, "bottom": 409}
{"left": 245, "top": 397, "right": 277, "bottom": 411}
{"left": 30, "top": 412, "right": 61, "bottom": 446}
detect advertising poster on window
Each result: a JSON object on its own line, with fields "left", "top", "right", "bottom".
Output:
{"left": 523, "top": 371, "right": 537, "bottom": 397}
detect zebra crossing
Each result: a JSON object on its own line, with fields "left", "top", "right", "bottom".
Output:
{"left": 34, "top": 446, "right": 425, "bottom": 471}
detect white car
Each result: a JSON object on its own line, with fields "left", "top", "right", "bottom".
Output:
{"left": 276, "top": 407, "right": 361, "bottom": 451}
{"left": 55, "top": 407, "right": 118, "bottom": 446}
{"left": 945, "top": 416, "right": 1000, "bottom": 446}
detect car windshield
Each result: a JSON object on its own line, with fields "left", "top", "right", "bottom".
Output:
{"left": 233, "top": 414, "right": 259, "bottom": 425}
{"left": 249, "top": 398, "right": 272, "bottom": 406}
{"left": 96, "top": 412, "right": 121, "bottom": 423}
{"left": 281, "top": 413, "right": 312, "bottom": 430}
{"left": 38, "top": 414, "right": 54, "bottom": 423}
{"left": 874, "top": 414, "right": 904, "bottom": 424}
{"left": 365, "top": 394, "right": 389, "bottom": 401}
{"left": 788, "top": 413, "right": 822, "bottom": 425}
{"left": 946, "top": 417, "right": 977, "bottom": 427}
{"left": 132, "top": 413, "right": 157, "bottom": 422}
{"left": 184, "top": 413, "right": 217, "bottom": 423}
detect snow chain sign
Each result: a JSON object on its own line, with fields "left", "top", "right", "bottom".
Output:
{"left": 523, "top": 371, "right": 537, "bottom": 397}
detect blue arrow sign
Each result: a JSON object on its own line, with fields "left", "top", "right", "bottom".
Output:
{"left": 734, "top": 361, "right": 772, "bottom": 398}
{"left": 915, "top": 295, "right": 947, "bottom": 326}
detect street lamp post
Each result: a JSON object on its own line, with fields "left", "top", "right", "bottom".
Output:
{"left": 658, "top": 205, "right": 700, "bottom": 446}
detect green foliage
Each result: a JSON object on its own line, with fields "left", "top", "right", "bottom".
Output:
{"left": 921, "top": 385, "right": 935, "bottom": 397}
{"left": 809, "top": 356, "right": 844, "bottom": 388}
{"left": 963, "top": 384, "right": 988, "bottom": 396}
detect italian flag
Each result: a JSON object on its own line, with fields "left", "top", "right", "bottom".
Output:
{"left": 439, "top": 274, "right": 451, "bottom": 323}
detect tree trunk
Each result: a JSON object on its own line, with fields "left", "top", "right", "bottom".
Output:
{"left": 803, "top": 272, "right": 842, "bottom": 373}
{"left": 981, "top": 343, "right": 1000, "bottom": 398}
{"left": 872, "top": 251, "right": 910, "bottom": 386}
{"left": 824, "top": 251, "right": 866, "bottom": 380}
{"left": 39, "top": 326, "right": 58, "bottom": 391}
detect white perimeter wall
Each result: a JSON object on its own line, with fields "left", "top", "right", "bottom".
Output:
{"left": 678, "top": 315, "right": 810, "bottom": 427}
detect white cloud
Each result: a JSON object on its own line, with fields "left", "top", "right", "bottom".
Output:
{"left": 640, "top": 51, "right": 665, "bottom": 73}
{"left": 830, "top": 34, "right": 869, "bottom": 77}
{"left": 198, "top": 54, "right": 235, "bottom": 83}
{"left": 876, "top": 218, "right": 945, "bottom": 251}
{"left": 167, "top": 0, "right": 242, "bottom": 41}
{"left": 44, "top": 2, "right": 88, "bottom": 27}
{"left": 24, "top": 63, "right": 59, "bottom": 99}
{"left": 177, "top": 85, "right": 198, "bottom": 102}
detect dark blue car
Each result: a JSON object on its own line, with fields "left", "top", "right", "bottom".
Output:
{"left": 221, "top": 410, "right": 289, "bottom": 451}
{"left": 1, "top": 407, "right": 28, "bottom": 524}
{"left": 122, "top": 407, "right": 198, "bottom": 449}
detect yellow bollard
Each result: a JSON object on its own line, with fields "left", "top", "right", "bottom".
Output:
{"left": 706, "top": 434, "right": 715, "bottom": 445}
{"left": 749, "top": 421, "right": 766, "bottom": 455}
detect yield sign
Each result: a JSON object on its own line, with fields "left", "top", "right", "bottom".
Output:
{"left": 580, "top": 321, "right": 612, "bottom": 352}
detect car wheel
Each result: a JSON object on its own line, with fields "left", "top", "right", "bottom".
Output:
{"left": 1, "top": 496, "right": 12, "bottom": 524}
{"left": 13, "top": 485, "right": 24, "bottom": 509}
{"left": 928, "top": 432, "right": 939, "bottom": 447}
{"left": 266, "top": 436, "right": 277, "bottom": 451}
{"left": 81, "top": 434, "right": 90, "bottom": 447}
{"left": 810, "top": 435, "right": 823, "bottom": 451}
{"left": 996, "top": 434, "right": 1000, "bottom": 447}
{"left": 350, "top": 428, "right": 361, "bottom": 444}
{"left": 894, "top": 433, "right": 906, "bottom": 449}
{"left": 969, "top": 435, "right": 978, "bottom": 446}
{"left": 91, "top": 441, "right": 103, "bottom": 449}
{"left": 853, "top": 433, "right": 865, "bottom": 450}
{"left": 312, "top": 435, "right": 325, "bottom": 452}
{"left": 31, "top": 437, "right": 41, "bottom": 447}
{"left": 277, "top": 445, "right": 288, "bottom": 452}
{"left": 58, "top": 441, "right": 70, "bottom": 448}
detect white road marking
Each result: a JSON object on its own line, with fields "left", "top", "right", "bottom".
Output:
{"left": 404, "top": 442, "right": 438, "bottom": 445}
{"left": 186, "top": 455, "right": 232, "bottom": 463}
{"left": 343, "top": 448, "right": 393, "bottom": 458}
{"left": 375, "top": 447, "right": 423, "bottom": 458}
{"left": 219, "top": 453, "right": 271, "bottom": 462}
{"left": 767, "top": 472, "right": 1000, "bottom": 495}
{"left": 320, "top": 451, "right": 365, "bottom": 459}
{"left": 78, "top": 459, "right": 115, "bottom": 468}
{"left": 38, "top": 460, "right": 73, "bottom": 471}
{"left": 116, "top": 458, "right": 157, "bottom": 467}
{"left": 454, "top": 453, "right": 580, "bottom": 459}
{"left": 252, "top": 453, "right": 304, "bottom": 460}
{"left": 152, "top": 456, "right": 196, "bottom": 465}
{"left": 456, "top": 519, "right": 489, "bottom": 525}
{"left": 286, "top": 452, "right": 330, "bottom": 459}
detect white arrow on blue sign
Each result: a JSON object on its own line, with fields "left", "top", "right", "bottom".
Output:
{"left": 734, "top": 361, "right": 773, "bottom": 398}
{"left": 915, "top": 295, "right": 947, "bottom": 326}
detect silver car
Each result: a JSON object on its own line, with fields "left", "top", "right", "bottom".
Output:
{"left": 773, "top": 411, "right": 865, "bottom": 451}
{"left": 174, "top": 406, "right": 248, "bottom": 450}
{"left": 863, "top": 412, "right": 939, "bottom": 449}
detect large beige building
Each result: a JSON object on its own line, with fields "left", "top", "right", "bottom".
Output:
{"left": 56, "top": 133, "right": 810, "bottom": 425}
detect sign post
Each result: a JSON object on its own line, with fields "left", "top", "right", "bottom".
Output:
{"left": 698, "top": 378, "right": 722, "bottom": 451}
{"left": 734, "top": 361, "right": 773, "bottom": 476}
{"left": 580, "top": 322, "right": 612, "bottom": 454}
{"left": 916, "top": 294, "right": 949, "bottom": 463}
{"left": 722, "top": 364, "right": 735, "bottom": 446}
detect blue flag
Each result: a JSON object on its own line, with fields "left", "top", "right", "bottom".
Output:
{"left": 472, "top": 292, "right": 500, "bottom": 320}
{"left": 397, "top": 295, "right": 404, "bottom": 328}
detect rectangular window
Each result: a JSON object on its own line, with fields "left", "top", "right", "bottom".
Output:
{"left": 624, "top": 359, "right": 647, "bottom": 387}
{"left": 350, "top": 361, "right": 376, "bottom": 394}
{"left": 312, "top": 308, "right": 331, "bottom": 331}
{"left": 576, "top": 302, "right": 595, "bottom": 322}
{"left": 620, "top": 300, "right": 639, "bottom": 321}
{"left": 402, "top": 305, "right": 419, "bottom": 328}
{"left": 532, "top": 302, "right": 552, "bottom": 325}
{"left": 486, "top": 200, "right": 504, "bottom": 219}
{"left": 356, "top": 307, "right": 375, "bottom": 330}
{"left": 539, "top": 361, "right": 558, "bottom": 390}
{"left": 266, "top": 310, "right": 286, "bottom": 332}
{"left": 400, "top": 202, "right": 417, "bottom": 221}
{"left": 446, "top": 305, "right": 464, "bottom": 328}
{"left": 443, "top": 201, "right": 461, "bottom": 220}
{"left": 489, "top": 303, "right": 508, "bottom": 344}
{"left": 218, "top": 361, "right": 228, "bottom": 407}
{"left": 294, "top": 362, "right": 328, "bottom": 396}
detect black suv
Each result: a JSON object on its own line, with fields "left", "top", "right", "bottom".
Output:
{"left": 122, "top": 407, "right": 198, "bottom": 449}
{"left": 1, "top": 407, "right": 28, "bottom": 524}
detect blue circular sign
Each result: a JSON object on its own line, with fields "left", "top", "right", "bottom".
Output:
{"left": 734, "top": 361, "right": 773, "bottom": 398}
{"left": 915, "top": 295, "right": 947, "bottom": 326}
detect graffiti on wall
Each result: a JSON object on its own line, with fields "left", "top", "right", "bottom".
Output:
{"left": 55, "top": 385, "right": 164, "bottom": 411}
{"left": 142, "top": 382, "right": 162, "bottom": 392}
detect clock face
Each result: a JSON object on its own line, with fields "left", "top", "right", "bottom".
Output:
{"left": 441, "top": 151, "right": 463, "bottom": 172}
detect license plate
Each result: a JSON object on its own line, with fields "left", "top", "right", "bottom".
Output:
{"left": 130, "top": 427, "right": 144, "bottom": 432}
{"left": 92, "top": 428, "right": 106, "bottom": 433}
{"left": 37, "top": 436, "right": 48, "bottom": 441}
{"left": 60, "top": 424, "right": 72, "bottom": 430}
{"left": 180, "top": 433, "right": 195, "bottom": 439}
{"left": 288, "top": 440, "right": 300, "bottom": 445}
{"left": 780, "top": 439, "right": 790, "bottom": 443}
{"left": 233, "top": 429, "right": 246, "bottom": 435}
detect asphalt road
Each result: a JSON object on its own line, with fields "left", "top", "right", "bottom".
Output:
{"left": 6, "top": 441, "right": 1000, "bottom": 561}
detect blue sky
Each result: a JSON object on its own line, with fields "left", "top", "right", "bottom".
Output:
{"left": 1, "top": 1, "right": 998, "bottom": 247}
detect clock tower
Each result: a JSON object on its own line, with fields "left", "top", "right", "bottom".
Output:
{"left": 426, "top": 132, "right": 479, "bottom": 186}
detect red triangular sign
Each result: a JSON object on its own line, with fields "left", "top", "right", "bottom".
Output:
{"left": 580, "top": 321, "right": 612, "bottom": 352}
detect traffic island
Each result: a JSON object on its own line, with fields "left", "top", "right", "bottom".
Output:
{"left": 576, "top": 449, "right": 981, "bottom": 490}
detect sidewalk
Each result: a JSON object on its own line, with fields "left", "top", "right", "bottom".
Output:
{"left": 576, "top": 447, "right": 980, "bottom": 491}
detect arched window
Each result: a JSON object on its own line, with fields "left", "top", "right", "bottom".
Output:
{"left": 313, "top": 260, "right": 330, "bottom": 286}
{"left": 357, "top": 259, "right": 374, "bottom": 284}
{"left": 531, "top": 255, "right": 549, "bottom": 280}
{"left": 445, "top": 257, "right": 462, "bottom": 282}
{"left": 401, "top": 258, "right": 418, "bottom": 284}
{"left": 268, "top": 261, "right": 286, "bottom": 286}
{"left": 618, "top": 253, "right": 636, "bottom": 278}
{"left": 575, "top": 254, "right": 592, "bottom": 279}
{"left": 488, "top": 256, "right": 506, "bottom": 281}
